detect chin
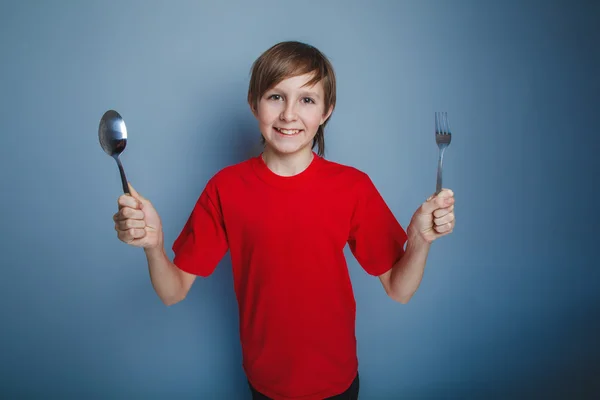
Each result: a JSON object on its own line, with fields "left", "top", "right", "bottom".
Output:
{"left": 266, "top": 141, "right": 312, "bottom": 155}
{"left": 263, "top": 131, "right": 315, "bottom": 155}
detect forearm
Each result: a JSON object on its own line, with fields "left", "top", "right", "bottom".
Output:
{"left": 144, "top": 246, "right": 186, "bottom": 305}
{"left": 388, "top": 235, "right": 432, "bottom": 303}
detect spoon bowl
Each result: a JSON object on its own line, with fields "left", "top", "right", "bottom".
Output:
{"left": 99, "top": 110, "right": 130, "bottom": 194}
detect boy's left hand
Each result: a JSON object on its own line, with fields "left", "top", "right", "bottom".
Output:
{"left": 407, "top": 188, "right": 455, "bottom": 244}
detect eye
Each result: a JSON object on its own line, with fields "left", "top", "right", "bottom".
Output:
{"left": 302, "top": 97, "right": 315, "bottom": 104}
{"left": 268, "top": 94, "right": 282, "bottom": 101}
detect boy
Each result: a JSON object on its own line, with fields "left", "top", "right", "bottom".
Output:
{"left": 113, "top": 41, "right": 456, "bottom": 399}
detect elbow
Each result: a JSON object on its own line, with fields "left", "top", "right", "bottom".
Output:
{"left": 162, "top": 298, "right": 180, "bottom": 307}
{"left": 388, "top": 291, "right": 413, "bottom": 304}
{"left": 160, "top": 291, "right": 187, "bottom": 307}
{"left": 158, "top": 273, "right": 190, "bottom": 306}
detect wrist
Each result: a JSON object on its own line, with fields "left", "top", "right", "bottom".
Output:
{"left": 144, "top": 244, "right": 165, "bottom": 259}
{"left": 406, "top": 228, "right": 432, "bottom": 250}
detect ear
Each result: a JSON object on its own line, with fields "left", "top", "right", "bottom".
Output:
{"left": 320, "top": 104, "right": 334, "bottom": 125}
{"left": 250, "top": 104, "right": 258, "bottom": 118}
{"left": 248, "top": 94, "right": 259, "bottom": 118}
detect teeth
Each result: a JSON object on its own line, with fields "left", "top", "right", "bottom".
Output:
{"left": 277, "top": 128, "right": 300, "bottom": 135}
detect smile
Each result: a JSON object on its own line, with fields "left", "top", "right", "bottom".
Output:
{"left": 274, "top": 127, "right": 303, "bottom": 136}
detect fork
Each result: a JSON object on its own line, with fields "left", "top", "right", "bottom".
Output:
{"left": 434, "top": 112, "right": 452, "bottom": 195}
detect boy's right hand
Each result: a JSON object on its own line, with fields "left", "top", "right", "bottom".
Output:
{"left": 114, "top": 183, "right": 163, "bottom": 249}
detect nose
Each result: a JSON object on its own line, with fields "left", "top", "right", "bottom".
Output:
{"left": 280, "top": 101, "right": 298, "bottom": 122}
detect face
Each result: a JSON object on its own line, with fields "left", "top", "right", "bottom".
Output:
{"left": 253, "top": 73, "right": 332, "bottom": 157}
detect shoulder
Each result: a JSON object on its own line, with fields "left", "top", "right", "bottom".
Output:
{"left": 191, "top": 158, "right": 256, "bottom": 204}
{"left": 317, "top": 157, "right": 386, "bottom": 208}
{"left": 206, "top": 157, "right": 255, "bottom": 187}
{"left": 318, "top": 156, "right": 373, "bottom": 187}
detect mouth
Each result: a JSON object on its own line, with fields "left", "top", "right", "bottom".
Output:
{"left": 274, "top": 127, "right": 303, "bottom": 136}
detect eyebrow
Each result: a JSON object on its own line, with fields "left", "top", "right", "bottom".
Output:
{"left": 268, "top": 88, "right": 321, "bottom": 100}
{"left": 300, "top": 91, "right": 321, "bottom": 100}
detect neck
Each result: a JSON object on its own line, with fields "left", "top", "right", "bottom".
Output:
{"left": 262, "top": 147, "right": 314, "bottom": 177}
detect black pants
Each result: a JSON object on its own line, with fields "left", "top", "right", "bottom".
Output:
{"left": 248, "top": 373, "right": 359, "bottom": 400}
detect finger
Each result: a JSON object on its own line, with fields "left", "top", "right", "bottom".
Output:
{"left": 421, "top": 196, "right": 437, "bottom": 214}
{"left": 118, "top": 228, "right": 147, "bottom": 243}
{"left": 438, "top": 193, "right": 454, "bottom": 206}
{"left": 118, "top": 194, "right": 141, "bottom": 210}
{"left": 115, "top": 207, "right": 145, "bottom": 221}
{"left": 128, "top": 183, "right": 151, "bottom": 210}
{"left": 428, "top": 188, "right": 454, "bottom": 200}
{"left": 116, "top": 218, "right": 146, "bottom": 231}
{"left": 433, "top": 205, "right": 454, "bottom": 218}
{"left": 434, "top": 222, "right": 453, "bottom": 234}
{"left": 127, "top": 182, "right": 146, "bottom": 205}
{"left": 434, "top": 211, "right": 455, "bottom": 227}
{"left": 440, "top": 188, "right": 454, "bottom": 197}
{"left": 422, "top": 194, "right": 454, "bottom": 214}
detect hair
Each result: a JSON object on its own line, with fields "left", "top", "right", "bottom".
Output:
{"left": 247, "top": 41, "right": 336, "bottom": 157}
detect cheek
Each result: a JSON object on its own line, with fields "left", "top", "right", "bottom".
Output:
{"left": 257, "top": 102, "right": 280, "bottom": 125}
{"left": 301, "top": 108, "right": 325, "bottom": 128}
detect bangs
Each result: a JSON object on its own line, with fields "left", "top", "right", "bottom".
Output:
{"left": 247, "top": 41, "right": 337, "bottom": 157}
{"left": 248, "top": 41, "right": 335, "bottom": 109}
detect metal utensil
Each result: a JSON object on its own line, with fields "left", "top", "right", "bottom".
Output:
{"left": 434, "top": 112, "right": 452, "bottom": 195}
{"left": 99, "top": 110, "right": 130, "bottom": 194}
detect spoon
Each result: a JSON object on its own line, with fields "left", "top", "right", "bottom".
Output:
{"left": 98, "top": 109, "right": 130, "bottom": 194}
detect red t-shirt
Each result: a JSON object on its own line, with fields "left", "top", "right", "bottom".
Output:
{"left": 172, "top": 152, "right": 407, "bottom": 399}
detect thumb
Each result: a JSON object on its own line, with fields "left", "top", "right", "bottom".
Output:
{"left": 127, "top": 182, "right": 146, "bottom": 204}
{"left": 421, "top": 193, "right": 444, "bottom": 215}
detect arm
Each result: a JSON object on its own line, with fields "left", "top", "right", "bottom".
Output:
{"left": 115, "top": 183, "right": 197, "bottom": 306}
{"left": 379, "top": 189, "right": 455, "bottom": 303}
{"left": 378, "top": 235, "right": 430, "bottom": 304}
{"left": 145, "top": 246, "right": 196, "bottom": 306}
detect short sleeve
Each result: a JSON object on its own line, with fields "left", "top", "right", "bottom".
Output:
{"left": 172, "top": 179, "right": 229, "bottom": 277}
{"left": 347, "top": 174, "right": 408, "bottom": 276}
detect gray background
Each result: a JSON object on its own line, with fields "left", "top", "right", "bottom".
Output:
{"left": 1, "top": 0, "right": 598, "bottom": 398}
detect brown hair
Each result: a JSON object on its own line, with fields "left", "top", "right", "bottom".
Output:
{"left": 247, "top": 41, "right": 336, "bottom": 157}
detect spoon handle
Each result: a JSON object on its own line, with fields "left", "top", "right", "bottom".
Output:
{"left": 114, "top": 155, "right": 130, "bottom": 195}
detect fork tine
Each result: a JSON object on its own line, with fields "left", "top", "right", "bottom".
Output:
{"left": 435, "top": 112, "right": 440, "bottom": 134}
{"left": 441, "top": 112, "right": 446, "bottom": 134}
{"left": 438, "top": 112, "right": 448, "bottom": 135}
{"left": 441, "top": 112, "right": 445, "bottom": 134}
{"left": 440, "top": 112, "right": 445, "bottom": 134}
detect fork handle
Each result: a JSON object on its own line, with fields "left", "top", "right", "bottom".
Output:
{"left": 435, "top": 148, "right": 446, "bottom": 195}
